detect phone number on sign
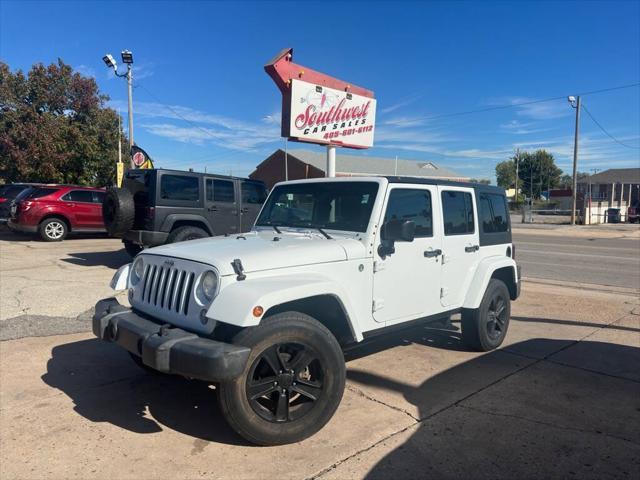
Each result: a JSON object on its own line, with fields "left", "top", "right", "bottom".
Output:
{"left": 323, "top": 125, "right": 373, "bottom": 140}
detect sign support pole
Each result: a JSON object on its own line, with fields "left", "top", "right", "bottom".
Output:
{"left": 327, "top": 145, "right": 336, "bottom": 178}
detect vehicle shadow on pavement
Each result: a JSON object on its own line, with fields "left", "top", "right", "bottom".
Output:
{"left": 512, "top": 315, "right": 640, "bottom": 333}
{"left": 61, "top": 250, "right": 131, "bottom": 269}
{"left": 347, "top": 339, "right": 640, "bottom": 479}
{"left": 41, "top": 338, "right": 251, "bottom": 446}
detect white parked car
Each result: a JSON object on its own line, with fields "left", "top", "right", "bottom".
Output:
{"left": 94, "top": 176, "right": 520, "bottom": 445}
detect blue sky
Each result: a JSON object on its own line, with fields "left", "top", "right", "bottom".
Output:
{"left": 1, "top": 0, "right": 639, "bottom": 181}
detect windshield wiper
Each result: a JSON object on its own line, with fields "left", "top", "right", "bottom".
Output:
{"left": 317, "top": 227, "right": 332, "bottom": 239}
{"left": 256, "top": 221, "right": 282, "bottom": 234}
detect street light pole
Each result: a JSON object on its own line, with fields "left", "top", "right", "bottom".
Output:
{"left": 103, "top": 50, "right": 135, "bottom": 169}
{"left": 569, "top": 95, "right": 581, "bottom": 225}
{"left": 126, "top": 63, "right": 134, "bottom": 157}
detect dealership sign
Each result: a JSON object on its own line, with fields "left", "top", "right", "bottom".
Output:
{"left": 288, "top": 80, "right": 376, "bottom": 148}
{"left": 265, "top": 48, "right": 376, "bottom": 150}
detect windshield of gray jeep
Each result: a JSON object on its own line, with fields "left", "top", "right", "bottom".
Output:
{"left": 256, "top": 182, "right": 379, "bottom": 233}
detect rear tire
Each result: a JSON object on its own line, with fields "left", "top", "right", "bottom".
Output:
{"left": 39, "top": 217, "right": 68, "bottom": 242}
{"left": 123, "top": 240, "right": 143, "bottom": 257}
{"left": 218, "top": 312, "right": 346, "bottom": 445}
{"left": 461, "top": 279, "right": 511, "bottom": 352}
{"left": 102, "top": 188, "right": 135, "bottom": 237}
{"left": 167, "top": 225, "right": 208, "bottom": 244}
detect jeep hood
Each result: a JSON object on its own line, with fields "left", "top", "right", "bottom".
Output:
{"left": 143, "top": 230, "right": 366, "bottom": 276}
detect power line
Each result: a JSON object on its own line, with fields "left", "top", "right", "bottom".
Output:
{"left": 415, "top": 81, "right": 640, "bottom": 122}
{"left": 581, "top": 104, "right": 640, "bottom": 150}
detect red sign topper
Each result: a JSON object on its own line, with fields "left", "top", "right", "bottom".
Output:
{"left": 264, "top": 48, "right": 376, "bottom": 149}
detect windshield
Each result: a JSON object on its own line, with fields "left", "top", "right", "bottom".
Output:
{"left": 256, "top": 181, "right": 379, "bottom": 233}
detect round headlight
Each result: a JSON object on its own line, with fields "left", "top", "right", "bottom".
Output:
{"left": 131, "top": 257, "right": 144, "bottom": 285}
{"left": 199, "top": 270, "right": 218, "bottom": 303}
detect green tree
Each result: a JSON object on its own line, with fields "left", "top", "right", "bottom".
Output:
{"left": 0, "top": 60, "right": 126, "bottom": 186}
{"left": 516, "top": 149, "right": 562, "bottom": 199}
{"left": 495, "top": 160, "right": 516, "bottom": 189}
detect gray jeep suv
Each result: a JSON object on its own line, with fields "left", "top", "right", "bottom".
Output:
{"left": 103, "top": 169, "right": 267, "bottom": 256}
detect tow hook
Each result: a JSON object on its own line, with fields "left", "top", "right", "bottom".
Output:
{"left": 159, "top": 324, "right": 172, "bottom": 337}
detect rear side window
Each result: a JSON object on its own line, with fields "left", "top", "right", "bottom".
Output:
{"left": 160, "top": 175, "right": 199, "bottom": 201}
{"left": 442, "top": 190, "right": 475, "bottom": 235}
{"left": 211, "top": 179, "right": 235, "bottom": 203}
{"left": 0, "top": 185, "right": 28, "bottom": 198}
{"left": 479, "top": 193, "right": 509, "bottom": 233}
{"left": 241, "top": 182, "right": 267, "bottom": 204}
{"left": 382, "top": 189, "right": 433, "bottom": 239}
{"left": 27, "top": 188, "right": 59, "bottom": 199}
{"left": 93, "top": 192, "right": 105, "bottom": 204}
{"left": 63, "top": 190, "right": 95, "bottom": 203}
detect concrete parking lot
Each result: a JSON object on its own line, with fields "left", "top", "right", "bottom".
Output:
{"left": 1, "top": 229, "right": 639, "bottom": 479}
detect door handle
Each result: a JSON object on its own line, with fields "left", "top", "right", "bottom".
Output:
{"left": 208, "top": 206, "right": 218, "bottom": 212}
{"left": 240, "top": 207, "right": 249, "bottom": 214}
{"left": 424, "top": 249, "right": 442, "bottom": 258}
{"left": 465, "top": 245, "right": 480, "bottom": 253}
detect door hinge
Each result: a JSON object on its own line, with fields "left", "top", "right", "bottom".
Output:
{"left": 440, "top": 288, "right": 448, "bottom": 299}
{"left": 373, "top": 261, "right": 385, "bottom": 273}
{"left": 372, "top": 299, "right": 385, "bottom": 312}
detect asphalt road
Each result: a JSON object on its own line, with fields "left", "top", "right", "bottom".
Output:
{"left": 513, "top": 232, "right": 640, "bottom": 290}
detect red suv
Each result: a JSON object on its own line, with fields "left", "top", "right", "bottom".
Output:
{"left": 8, "top": 185, "right": 106, "bottom": 241}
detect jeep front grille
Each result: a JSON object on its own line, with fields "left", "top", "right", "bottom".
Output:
{"left": 129, "top": 254, "right": 216, "bottom": 334}
{"left": 140, "top": 264, "right": 195, "bottom": 315}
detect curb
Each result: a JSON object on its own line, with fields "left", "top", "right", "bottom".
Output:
{"left": 523, "top": 276, "right": 640, "bottom": 296}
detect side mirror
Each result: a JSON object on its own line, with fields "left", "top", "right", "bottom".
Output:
{"left": 384, "top": 219, "right": 416, "bottom": 242}
{"left": 378, "top": 220, "right": 416, "bottom": 257}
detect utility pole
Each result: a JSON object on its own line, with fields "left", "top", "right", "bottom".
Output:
{"left": 569, "top": 95, "right": 581, "bottom": 225}
{"left": 514, "top": 148, "right": 519, "bottom": 204}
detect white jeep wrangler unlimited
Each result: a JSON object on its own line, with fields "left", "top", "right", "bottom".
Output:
{"left": 94, "top": 176, "right": 520, "bottom": 445}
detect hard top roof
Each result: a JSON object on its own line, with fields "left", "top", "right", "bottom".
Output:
{"left": 385, "top": 176, "right": 505, "bottom": 194}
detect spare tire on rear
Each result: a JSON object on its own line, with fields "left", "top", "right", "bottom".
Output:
{"left": 102, "top": 187, "right": 135, "bottom": 237}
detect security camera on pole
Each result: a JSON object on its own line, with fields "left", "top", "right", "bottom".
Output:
{"left": 264, "top": 48, "right": 377, "bottom": 178}
{"left": 103, "top": 50, "right": 135, "bottom": 169}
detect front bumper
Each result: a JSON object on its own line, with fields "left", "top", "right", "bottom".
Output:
{"left": 93, "top": 298, "right": 250, "bottom": 381}
{"left": 123, "top": 230, "right": 169, "bottom": 247}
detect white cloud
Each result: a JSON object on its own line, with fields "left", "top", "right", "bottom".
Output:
{"left": 487, "top": 96, "right": 572, "bottom": 120}
{"left": 75, "top": 64, "right": 96, "bottom": 78}
{"left": 116, "top": 100, "right": 281, "bottom": 151}
{"left": 499, "top": 119, "right": 552, "bottom": 135}
{"left": 381, "top": 116, "right": 428, "bottom": 127}
{"left": 379, "top": 94, "right": 421, "bottom": 114}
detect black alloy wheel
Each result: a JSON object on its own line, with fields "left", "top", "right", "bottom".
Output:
{"left": 246, "top": 342, "right": 324, "bottom": 423}
{"left": 486, "top": 295, "right": 508, "bottom": 341}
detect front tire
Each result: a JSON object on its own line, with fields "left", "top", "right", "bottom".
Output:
{"left": 123, "top": 240, "right": 143, "bottom": 257}
{"left": 167, "top": 225, "right": 208, "bottom": 244}
{"left": 218, "top": 312, "right": 346, "bottom": 445}
{"left": 39, "top": 217, "right": 68, "bottom": 242}
{"left": 461, "top": 279, "right": 511, "bottom": 352}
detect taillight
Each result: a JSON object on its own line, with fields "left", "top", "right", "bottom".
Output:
{"left": 20, "top": 201, "right": 33, "bottom": 212}
{"left": 512, "top": 244, "right": 516, "bottom": 259}
{"left": 0, "top": 197, "right": 6, "bottom": 203}
{"left": 144, "top": 206, "right": 155, "bottom": 218}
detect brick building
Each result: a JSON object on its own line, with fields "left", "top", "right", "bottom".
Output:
{"left": 249, "top": 148, "right": 469, "bottom": 189}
